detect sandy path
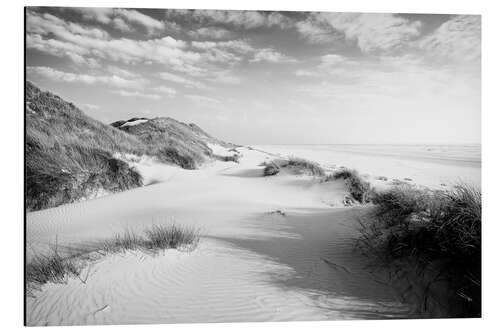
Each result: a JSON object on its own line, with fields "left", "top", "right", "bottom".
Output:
{"left": 26, "top": 147, "right": 410, "bottom": 325}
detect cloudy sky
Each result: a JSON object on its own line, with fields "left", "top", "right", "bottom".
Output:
{"left": 26, "top": 7, "right": 481, "bottom": 144}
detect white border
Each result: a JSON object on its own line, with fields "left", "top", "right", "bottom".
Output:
{"left": 2, "top": 0, "right": 499, "bottom": 332}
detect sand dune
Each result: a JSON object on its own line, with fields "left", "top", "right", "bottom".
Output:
{"left": 26, "top": 146, "right": 411, "bottom": 325}
{"left": 256, "top": 144, "right": 481, "bottom": 190}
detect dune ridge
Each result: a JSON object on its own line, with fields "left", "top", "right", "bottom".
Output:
{"left": 26, "top": 146, "right": 413, "bottom": 325}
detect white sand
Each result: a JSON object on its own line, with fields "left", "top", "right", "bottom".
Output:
{"left": 26, "top": 146, "right": 413, "bottom": 326}
{"left": 256, "top": 144, "right": 481, "bottom": 190}
{"left": 119, "top": 119, "right": 149, "bottom": 127}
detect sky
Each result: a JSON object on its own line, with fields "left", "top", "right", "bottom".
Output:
{"left": 26, "top": 7, "right": 481, "bottom": 144}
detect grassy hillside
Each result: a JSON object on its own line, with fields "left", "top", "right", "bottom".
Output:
{"left": 111, "top": 117, "right": 236, "bottom": 169}
{"left": 359, "top": 184, "right": 481, "bottom": 317}
{"left": 111, "top": 117, "right": 212, "bottom": 169}
{"left": 26, "top": 82, "right": 229, "bottom": 211}
{"left": 26, "top": 82, "right": 149, "bottom": 211}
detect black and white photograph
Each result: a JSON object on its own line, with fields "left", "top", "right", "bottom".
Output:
{"left": 24, "top": 5, "right": 481, "bottom": 327}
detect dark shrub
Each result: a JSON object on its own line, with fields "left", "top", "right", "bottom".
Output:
{"left": 287, "top": 157, "right": 325, "bottom": 176}
{"left": 328, "top": 169, "right": 373, "bottom": 203}
{"left": 26, "top": 245, "right": 81, "bottom": 286}
{"left": 27, "top": 224, "right": 200, "bottom": 288}
{"left": 360, "top": 184, "right": 481, "bottom": 317}
{"left": 214, "top": 154, "right": 240, "bottom": 163}
{"left": 263, "top": 163, "right": 280, "bottom": 176}
{"left": 156, "top": 146, "right": 198, "bottom": 169}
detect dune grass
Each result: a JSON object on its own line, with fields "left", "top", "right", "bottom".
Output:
{"left": 27, "top": 224, "right": 200, "bottom": 288}
{"left": 263, "top": 162, "right": 281, "bottom": 176}
{"left": 326, "top": 169, "right": 373, "bottom": 203}
{"left": 262, "top": 157, "right": 325, "bottom": 177}
{"left": 26, "top": 82, "right": 147, "bottom": 210}
{"left": 358, "top": 183, "right": 481, "bottom": 317}
{"left": 287, "top": 157, "right": 325, "bottom": 176}
{"left": 120, "top": 117, "right": 212, "bottom": 170}
{"left": 26, "top": 82, "right": 224, "bottom": 210}
{"left": 101, "top": 224, "right": 200, "bottom": 254}
{"left": 26, "top": 244, "right": 81, "bottom": 286}
{"left": 214, "top": 154, "right": 241, "bottom": 163}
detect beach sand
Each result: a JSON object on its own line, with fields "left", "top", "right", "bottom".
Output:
{"left": 256, "top": 144, "right": 480, "bottom": 190}
{"left": 27, "top": 144, "right": 474, "bottom": 325}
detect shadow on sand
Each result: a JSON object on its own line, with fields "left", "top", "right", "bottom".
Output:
{"left": 223, "top": 168, "right": 265, "bottom": 178}
{"left": 207, "top": 207, "right": 412, "bottom": 319}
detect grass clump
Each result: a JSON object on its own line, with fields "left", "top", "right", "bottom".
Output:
{"left": 262, "top": 157, "right": 325, "bottom": 177}
{"left": 327, "top": 169, "right": 373, "bottom": 203}
{"left": 101, "top": 229, "right": 145, "bottom": 252}
{"left": 144, "top": 225, "right": 200, "bottom": 250}
{"left": 263, "top": 162, "right": 281, "bottom": 176}
{"left": 26, "top": 82, "right": 146, "bottom": 211}
{"left": 214, "top": 154, "right": 240, "bottom": 163}
{"left": 27, "top": 224, "right": 200, "bottom": 289}
{"left": 359, "top": 184, "right": 481, "bottom": 317}
{"left": 102, "top": 224, "right": 200, "bottom": 253}
{"left": 286, "top": 157, "right": 325, "bottom": 176}
{"left": 26, "top": 245, "right": 81, "bottom": 286}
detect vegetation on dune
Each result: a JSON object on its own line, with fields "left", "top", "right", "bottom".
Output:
{"left": 102, "top": 224, "right": 200, "bottom": 253}
{"left": 26, "top": 243, "right": 81, "bottom": 286}
{"left": 26, "top": 82, "right": 229, "bottom": 210}
{"left": 214, "top": 154, "right": 240, "bottom": 163}
{"left": 287, "top": 157, "right": 325, "bottom": 176}
{"left": 359, "top": 184, "right": 481, "bottom": 317}
{"left": 262, "top": 157, "right": 325, "bottom": 177}
{"left": 326, "top": 169, "right": 373, "bottom": 203}
{"left": 27, "top": 224, "right": 200, "bottom": 289}
{"left": 263, "top": 162, "right": 280, "bottom": 176}
{"left": 26, "top": 82, "right": 145, "bottom": 211}
{"left": 113, "top": 117, "right": 212, "bottom": 169}
{"left": 144, "top": 224, "right": 200, "bottom": 251}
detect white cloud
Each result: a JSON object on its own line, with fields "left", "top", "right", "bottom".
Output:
{"left": 27, "top": 11, "right": 198, "bottom": 66}
{"left": 419, "top": 15, "right": 481, "bottom": 63}
{"left": 295, "top": 19, "right": 339, "bottom": 44}
{"left": 294, "top": 54, "right": 354, "bottom": 77}
{"left": 191, "top": 40, "right": 255, "bottom": 64}
{"left": 188, "top": 27, "right": 234, "bottom": 40}
{"left": 106, "top": 65, "right": 140, "bottom": 78}
{"left": 112, "top": 90, "right": 161, "bottom": 100}
{"left": 294, "top": 69, "right": 319, "bottom": 77}
{"left": 27, "top": 66, "right": 146, "bottom": 89}
{"left": 27, "top": 11, "right": 109, "bottom": 39}
{"left": 297, "top": 13, "right": 421, "bottom": 53}
{"left": 169, "top": 63, "right": 207, "bottom": 77}
{"left": 111, "top": 17, "right": 132, "bottom": 32}
{"left": 185, "top": 94, "right": 221, "bottom": 105}
{"left": 168, "top": 9, "right": 292, "bottom": 29}
{"left": 295, "top": 53, "right": 479, "bottom": 108}
{"left": 71, "top": 7, "right": 165, "bottom": 34}
{"left": 27, "top": 33, "right": 96, "bottom": 66}
{"left": 153, "top": 86, "right": 177, "bottom": 97}
{"left": 251, "top": 48, "right": 296, "bottom": 63}
{"left": 114, "top": 9, "right": 165, "bottom": 34}
{"left": 206, "top": 70, "right": 241, "bottom": 84}
{"left": 82, "top": 103, "right": 100, "bottom": 110}
{"left": 318, "top": 54, "right": 354, "bottom": 68}
{"left": 75, "top": 7, "right": 114, "bottom": 24}
{"left": 158, "top": 72, "right": 207, "bottom": 89}
{"left": 27, "top": 11, "right": 271, "bottom": 72}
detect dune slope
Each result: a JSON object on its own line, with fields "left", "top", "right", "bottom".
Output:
{"left": 26, "top": 82, "right": 229, "bottom": 211}
{"left": 26, "top": 146, "right": 410, "bottom": 326}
